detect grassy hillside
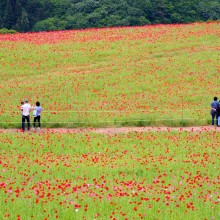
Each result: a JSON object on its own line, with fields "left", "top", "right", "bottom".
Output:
{"left": 0, "top": 22, "right": 219, "bottom": 128}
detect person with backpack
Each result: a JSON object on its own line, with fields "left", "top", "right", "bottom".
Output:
{"left": 32, "top": 101, "right": 43, "bottom": 129}
{"left": 210, "top": 97, "right": 219, "bottom": 126}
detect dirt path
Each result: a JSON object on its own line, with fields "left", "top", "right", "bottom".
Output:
{"left": 0, "top": 126, "right": 219, "bottom": 134}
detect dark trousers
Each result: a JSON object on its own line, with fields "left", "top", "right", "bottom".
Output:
{"left": 33, "top": 116, "right": 41, "bottom": 128}
{"left": 212, "top": 114, "right": 218, "bottom": 125}
{"left": 22, "top": 115, "right": 30, "bottom": 131}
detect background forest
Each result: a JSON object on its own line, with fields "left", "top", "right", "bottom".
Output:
{"left": 0, "top": 0, "right": 220, "bottom": 32}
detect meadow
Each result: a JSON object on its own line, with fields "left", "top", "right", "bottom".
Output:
{"left": 0, "top": 22, "right": 219, "bottom": 128}
{"left": 0, "top": 130, "right": 220, "bottom": 219}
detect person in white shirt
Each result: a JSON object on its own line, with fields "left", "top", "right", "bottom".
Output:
{"left": 21, "top": 100, "right": 32, "bottom": 131}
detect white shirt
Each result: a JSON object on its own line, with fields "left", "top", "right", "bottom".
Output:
{"left": 22, "top": 103, "right": 31, "bottom": 116}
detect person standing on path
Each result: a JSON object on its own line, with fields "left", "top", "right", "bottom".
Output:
{"left": 21, "top": 100, "right": 31, "bottom": 131}
{"left": 210, "top": 96, "right": 219, "bottom": 126}
{"left": 216, "top": 101, "right": 220, "bottom": 127}
{"left": 33, "top": 101, "right": 43, "bottom": 129}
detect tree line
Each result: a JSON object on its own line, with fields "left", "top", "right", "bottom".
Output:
{"left": 0, "top": 0, "right": 220, "bottom": 33}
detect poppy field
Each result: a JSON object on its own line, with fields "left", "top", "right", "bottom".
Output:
{"left": 0, "top": 130, "right": 220, "bottom": 219}
{"left": 0, "top": 22, "right": 219, "bottom": 128}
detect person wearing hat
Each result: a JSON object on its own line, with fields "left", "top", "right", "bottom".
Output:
{"left": 20, "top": 100, "right": 32, "bottom": 131}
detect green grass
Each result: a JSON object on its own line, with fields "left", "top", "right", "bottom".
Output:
{"left": 0, "top": 131, "right": 220, "bottom": 219}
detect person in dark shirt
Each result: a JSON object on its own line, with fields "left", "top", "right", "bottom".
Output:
{"left": 216, "top": 102, "right": 220, "bottom": 127}
{"left": 210, "top": 97, "right": 219, "bottom": 126}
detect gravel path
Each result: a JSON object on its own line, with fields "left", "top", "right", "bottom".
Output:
{"left": 0, "top": 126, "right": 219, "bottom": 134}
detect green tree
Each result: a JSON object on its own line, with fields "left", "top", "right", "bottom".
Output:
{"left": 198, "top": 0, "right": 220, "bottom": 20}
{"left": 2, "top": 0, "right": 220, "bottom": 32}
{"left": 66, "top": 13, "right": 89, "bottom": 29}
{"left": 33, "top": 16, "right": 67, "bottom": 31}
{"left": 3, "top": 0, "right": 14, "bottom": 28}
{"left": 150, "top": 0, "right": 170, "bottom": 23}
{"left": 0, "top": 1, "right": 5, "bottom": 28}
{"left": 138, "top": 16, "right": 150, "bottom": 25}
{"left": 25, "top": 0, "right": 43, "bottom": 29}
{"left": 16, "top": 8, "right": 29, "bottom": 32}
{"left": 33, "top": 17, "right": 56, "bottom": 31}
{"left": 0, "top": 17, "right": 3, "bottom": 28}
{"left": 15, "top": 0, "right": 22, "bottom": 18}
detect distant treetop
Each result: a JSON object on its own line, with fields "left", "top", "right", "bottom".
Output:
{"left": 0, "top": 0, "right": 219, "bottom": 32}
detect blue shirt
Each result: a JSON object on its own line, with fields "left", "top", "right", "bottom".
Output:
{"left": 211, "top": 101, "right": 219, "bottom": 109}
{"left": 35, "top": 106, "right": 43, "bottom": 116}
{"left": 211, "top": 101, "right": 219, "bottom": 115}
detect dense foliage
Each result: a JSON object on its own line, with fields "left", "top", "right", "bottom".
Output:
{"left": 0, "top": 0, "right": 219, "bottom": 32}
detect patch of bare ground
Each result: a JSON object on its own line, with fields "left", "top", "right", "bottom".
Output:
{"left": 0, "top": 126, "right": 219, "bottom": 135}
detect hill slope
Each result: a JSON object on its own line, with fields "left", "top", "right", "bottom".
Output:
{"left": 0, "top": 22, "right": 219, "bottom": 128}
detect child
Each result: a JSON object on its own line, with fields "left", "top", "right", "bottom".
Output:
{"left": 20, "top": 101, "right": 24, "bottom": 114}
{"left": 33, "top": 101, "right": 43, "bottom": 129}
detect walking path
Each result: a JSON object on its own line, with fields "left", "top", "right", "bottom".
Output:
{"left": 0, "top": 126, "right": 219, "bottom": 134}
